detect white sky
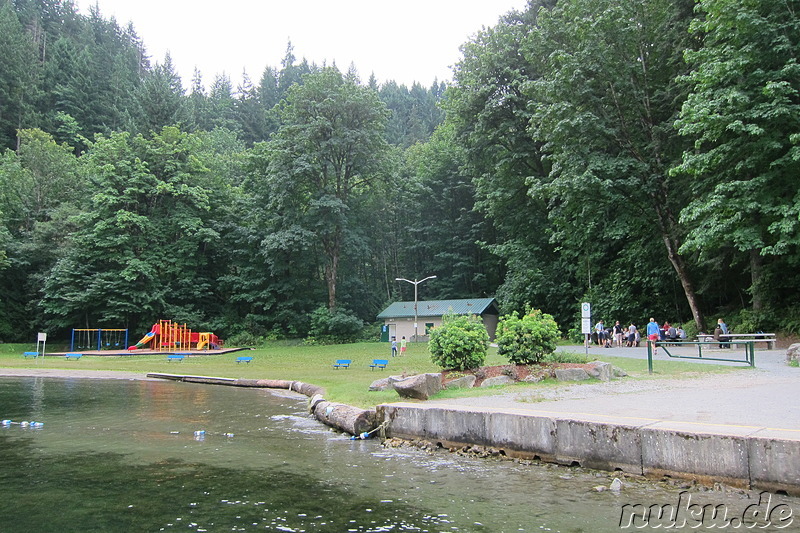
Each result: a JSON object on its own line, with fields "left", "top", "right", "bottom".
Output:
{"left": 78, "top": 1, "right": 529, "bottom": 91}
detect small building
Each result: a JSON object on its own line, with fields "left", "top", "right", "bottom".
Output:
{"left": 377, "top": 298, "right": 500, "bottom": 342}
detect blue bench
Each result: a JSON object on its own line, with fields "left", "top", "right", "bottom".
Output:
{"left": 333, "top": 359, "right": 351, "bottom": 369}
{"left": 65, "top": 353, "right": 83, "bottom": 360}
{"left": 167, "top": 354, "right": 186, "bottom": 362}
{"left": 22, "top": 352, "right": 38, "bottom": 358}
{"left": 370, "top": 359, "right": 388, "bottom": 370}
{"left": 236, "top": 356, "right": 253, "bottom": 364}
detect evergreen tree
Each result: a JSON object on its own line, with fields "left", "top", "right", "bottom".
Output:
{"left": 132, "top": 53, "right": 187, "bottom": 133}
{"left": 0, "top": 2, "right": 40, "bottom": 149}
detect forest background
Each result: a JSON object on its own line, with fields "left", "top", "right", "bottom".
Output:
{"left": 1, "top": 0, "right": 798, "bottom": 344}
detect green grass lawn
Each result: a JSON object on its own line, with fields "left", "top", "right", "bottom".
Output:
{"left": 0, "top": 341, "right": 743, "bottom": 408}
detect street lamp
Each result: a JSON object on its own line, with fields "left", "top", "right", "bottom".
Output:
{"left": 395, "top": 275, "right": 437, "bottom": 341}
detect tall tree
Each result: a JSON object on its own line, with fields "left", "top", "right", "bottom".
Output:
{"left": 403, "top": 123, "right": 502, "bottom": 299}
{"left": 528, "top": 0, "right": 703, "bottom": 328}
{"left": 0, "top": 128, "right": 84, "bottom": 340}
{"left": 674, "top": 0, "right": 800, "bottom": 314}
{"left": 132, "top": 53, "right": 187, "bottom": 133}
{"left": 444, "top": 3, "right": 574, "bottom": 321}
{"left": 40, "top": 127, "right": 219, "bottom": 332}
{"left": 0, "top": 2, "right": 40, "bottom": 150}
{"left": 264, "top": 67, "right": 390, "bottom": 310}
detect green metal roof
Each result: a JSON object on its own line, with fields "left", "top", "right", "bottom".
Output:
{"left": 377, "top": 298, "right": 499, "bottom": 319}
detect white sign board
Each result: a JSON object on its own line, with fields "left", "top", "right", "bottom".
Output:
{"left": 37, "top": 332, "right": 47, "bottom": 342}
{"left": 581, "top": 302, "right": 591, "bottom": 318}
{"left": 581, "top": 318, "right": 592, "bottom": 334}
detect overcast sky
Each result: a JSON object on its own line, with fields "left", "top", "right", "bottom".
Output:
{"left": 77, "top": 1, "right": 528, "bottom": 90}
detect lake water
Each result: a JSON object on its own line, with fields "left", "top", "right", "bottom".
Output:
{"left": 0, "top": 377, "right": 795, "bottom": 532}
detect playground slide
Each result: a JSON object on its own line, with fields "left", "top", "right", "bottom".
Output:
{"left": 133, "top": 332, "right": 155, "bottom": 349}
{"left": 196, "top": 339, "right": 208, "bottom": 350}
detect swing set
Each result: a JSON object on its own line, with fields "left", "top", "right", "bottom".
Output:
{"left": 70, "top": 328, "right": 129, "bottom": 352}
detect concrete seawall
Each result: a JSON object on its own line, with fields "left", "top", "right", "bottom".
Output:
{"left": 378, "top": 402, "right": 800, "bottom": 495}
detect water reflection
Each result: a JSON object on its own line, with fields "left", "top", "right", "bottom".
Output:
{"left": 0, "top": 377, "right": 795, "bottom": 532}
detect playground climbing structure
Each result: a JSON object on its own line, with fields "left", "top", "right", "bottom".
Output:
{"left": 129, "top": 320, "right": 222, "bottom": 351}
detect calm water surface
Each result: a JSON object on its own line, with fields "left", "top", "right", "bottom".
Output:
{"left": 0, "top": 377, "right": 794, "bottom": 532}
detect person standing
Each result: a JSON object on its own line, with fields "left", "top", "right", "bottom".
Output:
{"left": 646, "top": 318, "right": 661, "bottom": 356}
{"left": 714, "top": 318, "right": 730, "bottom": 348}
{"left": 391, "top": 336, "right": 398, "bottom": 357}
{"left": 400, "top": 336, "right": 407, "bottom": 355}
{"left": 594, "top": 320, "right": 605, "bottom": 346}
{"left": 627, "top": 323, "right": 638, "bottom": 347}
{"left": 613, "top": 320, "right": 624, "bottom": 347}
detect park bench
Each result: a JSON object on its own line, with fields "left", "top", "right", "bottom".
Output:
{"left": 22, "top": 351, "right": 38, "bottom": 358}
{"left": 167, "top": 354, "right": 186, "bottom": 362}
{"left": 65, "top": 353, "right": 83, "bottom": 360}
{"left": 370, "top": 359, "right": 388, "bottom": 370}
{"left": 236, "top": 356, "right": 253, "bottom": 364}
{"left": 333, "top": 359, "right": 351, "bottom": 369}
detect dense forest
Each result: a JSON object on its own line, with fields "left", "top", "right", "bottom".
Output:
{"left": 1, "top": 0, "right": 798, "bottom": 344}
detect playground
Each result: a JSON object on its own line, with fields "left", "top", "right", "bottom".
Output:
{"left": 47, "top": 320, "right": 240, "bottom": 357}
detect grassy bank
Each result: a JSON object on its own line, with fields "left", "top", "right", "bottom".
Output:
{"left": 0, "top": 341, "right": 741, "bottom": 407}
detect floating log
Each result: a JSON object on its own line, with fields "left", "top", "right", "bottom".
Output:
{"left": 146, "top": 373, "right": 374, "bottom": 436}
{"left": 312, "top": 400, "right": 377, "bottom": 435}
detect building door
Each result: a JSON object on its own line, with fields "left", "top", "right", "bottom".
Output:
{"left": 380, "top": 324, "right": 397, "bottom": 343}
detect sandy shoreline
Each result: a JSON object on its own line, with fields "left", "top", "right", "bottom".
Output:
{"left": 0, "top": 368, "right": 156, "bottom": 380}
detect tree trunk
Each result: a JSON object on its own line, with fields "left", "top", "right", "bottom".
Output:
{"left": 654, "top": 200, "right": 706, "bottom": 332}
{"left": 750, "top": 249, "right": 764, "bottom": 311}
{"left": 323, "top": 228, "right": 342, "bottom": 311}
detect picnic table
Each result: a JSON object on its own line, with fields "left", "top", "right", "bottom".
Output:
{"left": 697, "top": 332, "right": 776, "bottom": 349}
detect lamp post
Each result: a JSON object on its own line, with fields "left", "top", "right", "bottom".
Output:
{"left": 395, "top": 275, "right": 437, "bottom": 341}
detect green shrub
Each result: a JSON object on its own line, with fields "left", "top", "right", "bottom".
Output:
{"left": 305, "top": 306, "right": 364, "bottom": 345}
{"left": 496, "top": 308, "right": 561, "bottom": 364}
{"left": 428, "top": 313, "right": 489, "bottom": 370}
{"left": 226, "top": 331, "right": 266, "bottom": 347}
{"left": 681, "top": 320, "right": 700, "bottom": 339}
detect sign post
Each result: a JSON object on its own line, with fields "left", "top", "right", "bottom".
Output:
{"left": 36, "top": 332, "right": 47, "bottom": 363}
{"left": 581, "top": 303, "right": 592, "bottom": 354}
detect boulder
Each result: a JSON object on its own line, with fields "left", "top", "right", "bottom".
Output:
{"left": 612, "top": 366, "right": 628, "bottom": 378}
{"left": 393, "top": 373, "right": 442, "bottom": 400}
{"left": 786, "top": 343, "right": 800, "bottom": 364}
{"left": 586, "top": 362, "right": 612, "bottom": 382}
{"left": 521, "top": 374, "right": 544, "bottom": 383}
{"left": 444, "top": 375, "right": 476, "bottom": 389}
{"left": 369, "top": 375, "right": 405, "bottom": 391}
{"left": 480, "top": 375, "right": 515, "bottom": 388}
{"left": 555, "top": 368, "right": 590, "bottom": 382}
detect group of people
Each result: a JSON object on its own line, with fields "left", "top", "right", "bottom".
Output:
{"left": 591, "top": 318, "right": 687, "bottom": 350}
{"left": 713, "top": 318, "right": 730, "bottom": 348}
{"left": 390, "top": 336, "right": 407, "bottom": 357}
